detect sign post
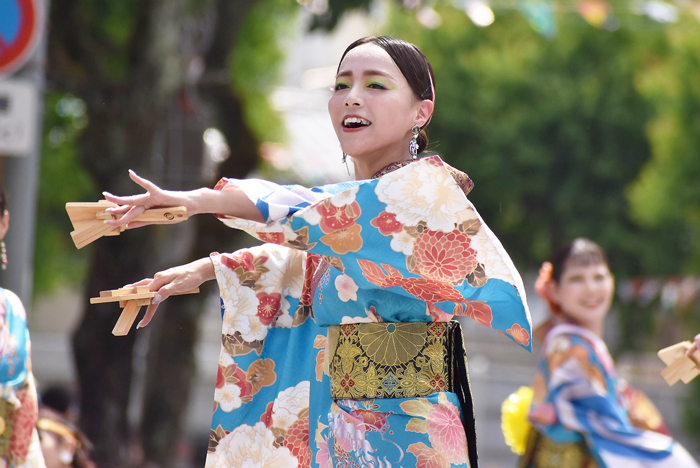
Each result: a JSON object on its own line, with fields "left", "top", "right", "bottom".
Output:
{"left": 0, "top": 0, "right": 46, "bottom": 305}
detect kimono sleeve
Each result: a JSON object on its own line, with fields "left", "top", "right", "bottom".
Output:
{"left": 214, "top": 156, "right": 532, "bottom": 350}
{"left": 533, "top": 333, "right": 698, "bottom": 467}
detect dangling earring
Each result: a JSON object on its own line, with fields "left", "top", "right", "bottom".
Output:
{"left": 1, "top": 241, "right": 6, "bottom": 270}
{"left": 409, "top": 125, "right": 420, "bottom": 160}
{"left": 341, "top": 153, "right": 351, "bottom": 176}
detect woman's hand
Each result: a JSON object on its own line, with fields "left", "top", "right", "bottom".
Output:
{"left": 131, "top": 257, "right": 216, "bottom": 329}
{"left": 104, "top": 170, "right": 265, "bottom": 227}
{"left": 687, "top": 333, "right": 700, "bottom": 360}
{"left": 103, "top": 170, "right": 199, "bottom": 228}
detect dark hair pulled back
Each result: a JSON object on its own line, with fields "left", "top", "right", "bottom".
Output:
{"left": 550, "top": 238, "right": 608, "bottom": 283}
{"left": 337, "top": 36, "right": 435, "bottom": 154}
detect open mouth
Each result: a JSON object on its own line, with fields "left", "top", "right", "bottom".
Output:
{"left": 343, "top": 117, "right": 371, "bottom": 129}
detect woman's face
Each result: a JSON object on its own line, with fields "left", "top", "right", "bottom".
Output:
{"left": 328, "top": 43, "right": 432, "bottom": 162}
{"left": 549, "top": 261, "right": 614, "bottom": 329}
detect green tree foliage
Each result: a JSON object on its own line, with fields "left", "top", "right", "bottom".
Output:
{"left": 630, "top": 15, "right": 700, "bottom": 273}
{"left": 387, "top": 5, "right": 675, "bottom": 277}
{"left": 230, "top": 0, "right": 297, "bottom": 143}
{"left": 34, "top": 93, "right": 97, "bottom": 297}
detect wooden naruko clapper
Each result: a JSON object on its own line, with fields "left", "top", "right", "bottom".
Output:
{"left": 66, "top": 200, "right": 188, "bottom": 249}
{"left": 90, "top": 286, "right": 199, "bottom": 336}
{"left": 658, "top": 341, "right": 700, "bottom": 386}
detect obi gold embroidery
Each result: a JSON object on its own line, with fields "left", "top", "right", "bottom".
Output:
{"left": 328, "top": 321, "right": 457, "bottom": 399}
{"left": 520, "top": 430, "right": 598, "bottom": 468}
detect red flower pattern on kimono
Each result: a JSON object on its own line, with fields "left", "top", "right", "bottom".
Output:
{"left": 261, "top": 401, "right": 274, "bottom": 427}
{"left": 413, "top": 229, "right": 478, "bottom": 283}
{"left": 9, "top": 386, "right": 38, "bottom": 461}
{"left": 318, "top": 201, "right": 361, "bottom": 234}
{"left": 222, "top": 251, "right": 256, "bottom": 272}
{"left": 285, "top": 417, "right": 312, "bottom": 468}
{"left": 231, "top": 363, "right": 253, "bottom": 397}
{"left": 370, "top": 211, "right": 404, "bottom": 235}
{"left": 256, "top": 292, "right": 282, "bottom": 325}
{"left": 452, "top": 301, "right": 493, "bottom": 328}
{"left": 257, "top": 232, "right": 285, "bottom": 244}
{"left": 357, "top": 260, "right": 468, "bottom": 304}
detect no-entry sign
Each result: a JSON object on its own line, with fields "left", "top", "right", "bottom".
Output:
{"left": 0, "top": 0, "right": 42, "bottom": 77}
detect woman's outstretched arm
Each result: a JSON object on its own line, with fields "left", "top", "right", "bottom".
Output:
{"left": 104, "top": 170, "right": 264, "bottom": 228}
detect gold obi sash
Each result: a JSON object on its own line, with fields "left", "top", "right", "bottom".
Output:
{"left": 520, "top": 430, "right": 598, "bottom": 468}
{"left": 328, "top": 321, "right": 459, "bottom": 400}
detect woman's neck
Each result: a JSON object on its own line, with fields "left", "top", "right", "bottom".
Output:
{"left": 352, "top": 147, "right": 413, "bottom": 180}
{"left": 563, "top": 316, "right": 604, "bottom": 338}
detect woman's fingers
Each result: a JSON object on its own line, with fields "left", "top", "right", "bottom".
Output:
{"left": 103, "top": 191, "right": 151, "bottom": 207}
{"left": 128, "top": 170, "right": 161, "bottom": 193}
{"left": 137, "top": 303, "right": 159, "bottom": 329}
{"left": 106, "top": 205, "right": 147, "bottom": 227}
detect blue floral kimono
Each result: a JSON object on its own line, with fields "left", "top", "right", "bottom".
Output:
{"left": 526, "top": 323, "right": 698, "bottom": 468}
{"left": 205, "top": 157, "right": 532, "bottom": 468}
{"left": 0, "top": 288, "right": 45, "bottom": 468}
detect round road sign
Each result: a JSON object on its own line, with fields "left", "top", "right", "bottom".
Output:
{"left": 0, "top": 0, "right": 42, "bottom": 77}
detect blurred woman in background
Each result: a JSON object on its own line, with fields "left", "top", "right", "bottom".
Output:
{"left": 0, "top": 186, "right": 45, "bottom": 467}
{"left": 37, "top": 408, "right": 94, "bottom": 468}
{"left": 511, "top": 238, "right": 698, "bottom": 467}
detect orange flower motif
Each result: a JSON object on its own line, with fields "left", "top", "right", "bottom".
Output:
{"left": 413, "top": 229, "right": 478, "bottom": 283}
{"left": 407, "top": 442, "right": 451, "bottom": 468}
{"left": 320, "top": 224, "right": 363, "bottom": 255}
{"left": 318, "top": 201, "right": 361, "bottom": 234}
{"left": 507, "top": 323, "right": 530, "bottom": 347}
{"left": 370, "top": 211, "right": 404, "bottom": 235}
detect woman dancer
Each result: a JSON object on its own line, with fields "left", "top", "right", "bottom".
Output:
{"left": 0, "top": 186, "right": 46, "bottom": 467}
{"left": 106, "top": 36, "right": 532, "bottom": 467}
{"left": 520, "top": 238, "right": 697, "bottom": 467}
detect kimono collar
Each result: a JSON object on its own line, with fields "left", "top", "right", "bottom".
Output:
{"left": 371, "top": 157, "right": 475, "bottom": 197}
{"left": 546, "top": 323, "right": 615, "bottom": 374}
{"left": 371, "top": 159, "right": 416, "bottom": 179}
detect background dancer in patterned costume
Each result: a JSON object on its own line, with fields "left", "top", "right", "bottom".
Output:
{"left": 104, "top": 37, "right": 532, "bottom": 468}
{"left": 516, "top": 238, "right": 698, "bottom": 468}
{"left": 0, "top": 186, "right": 46, "bottom": 468}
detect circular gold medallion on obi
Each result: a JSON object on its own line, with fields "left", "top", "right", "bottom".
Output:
{"left": 329, "top": 322, "right": 455, "bottom": 399}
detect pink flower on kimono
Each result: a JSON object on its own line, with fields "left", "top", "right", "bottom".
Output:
{"left": 335, "top": 274, "right": 359, "bottom": 302}
{"left": 315, "top": 433, "right": 332, "bottom": 468}
{"left": 256, "top": 292, "right": 282, "bottom": 325}
{"left": 426, "top": 394, "right": 468, "bottom": 464}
